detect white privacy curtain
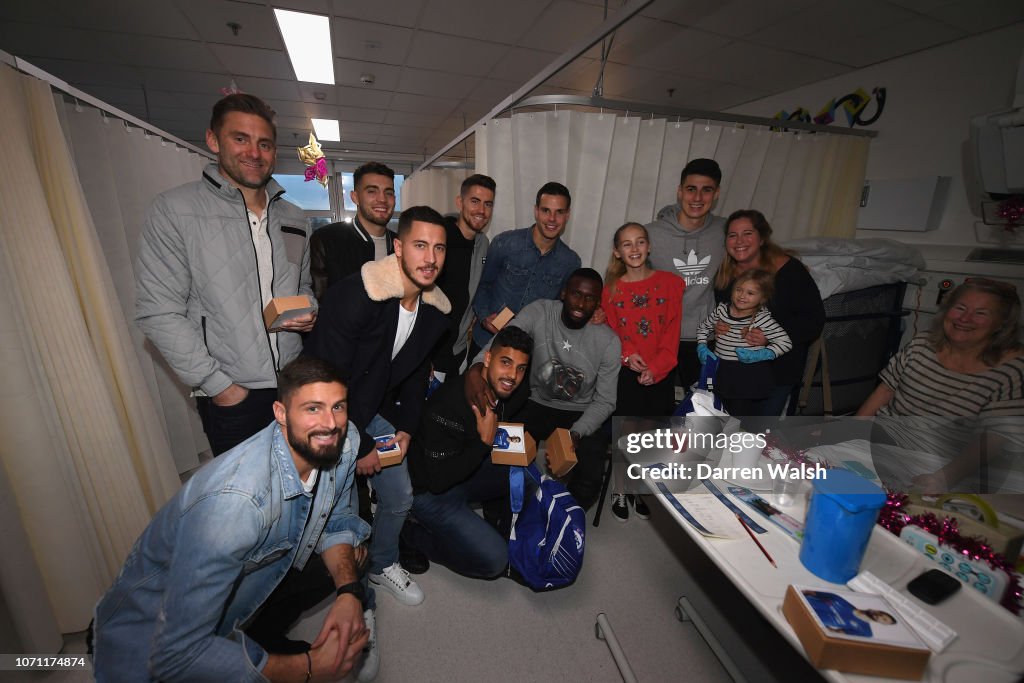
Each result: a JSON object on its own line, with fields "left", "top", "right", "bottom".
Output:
{"left": 0, "top": 63, "right": 184, "bottom": 640}
{"left": 58, "top": 100, "right": 211, "bottom": 474}
{"left": 476, "top": 111, "right": 870, "bottom": 271}
{"left": 400, "top": 167, "right": 471, "bottom": 215}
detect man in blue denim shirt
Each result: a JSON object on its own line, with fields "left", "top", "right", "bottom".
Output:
{"left": 470, "top": 181, "right": 581, "bottom": 357}
{"left": 92, "top": 357, "right": 373, "bottom": 682}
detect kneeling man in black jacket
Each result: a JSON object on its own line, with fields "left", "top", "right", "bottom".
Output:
{"left": 404, "top": 326, "right": 533, "bottom": 578}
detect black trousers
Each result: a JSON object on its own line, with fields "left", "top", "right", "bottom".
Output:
{"left": 675, "top": 340, "right": 701, "bottom": 391}
{"left": 511, "top": 400, "right": 608, "bottom": 510}
{"left": 196, "top": 388, "right": 278, "bottom": 456}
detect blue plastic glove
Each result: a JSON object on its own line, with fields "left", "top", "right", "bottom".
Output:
{"left": 696, "top": 343, "right": 718, "bottom": 365}
{"left": 736, "top": 347, "right": 776, "bottom": 364}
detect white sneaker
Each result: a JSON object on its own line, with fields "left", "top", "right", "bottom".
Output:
{"left": 355, "top": 609, "right": 379, "bottom": 682}
{"left": 369, "top": 562, "right": 424, "bottom": 606}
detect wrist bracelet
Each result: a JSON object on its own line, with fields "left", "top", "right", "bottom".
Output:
{"left": 304, "top": 650, "right": 312, "bottom": 683}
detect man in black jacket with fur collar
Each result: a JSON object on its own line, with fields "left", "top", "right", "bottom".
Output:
{"left": 305, "top": 205, "right": 450, "bottom": 613}
{"left": 404, "top": 326, "right": 533, "bottom": 579}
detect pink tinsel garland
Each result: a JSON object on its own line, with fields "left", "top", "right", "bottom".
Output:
{"left": 878, "top": 492, "right": 1023, "bottom": 615}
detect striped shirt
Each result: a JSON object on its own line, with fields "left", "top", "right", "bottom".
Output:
{"left": 696, "top": 303, "right": 792, "bottom": 361}
{"left": 877, "top": 335, "right": 1024, "bottom": 491}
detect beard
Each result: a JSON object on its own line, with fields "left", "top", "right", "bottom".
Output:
{"left": 287, "top": 423, "right": 346, "bottom": 470}
{"left": 400, "top": 257, "right": 437, "bottom": 289}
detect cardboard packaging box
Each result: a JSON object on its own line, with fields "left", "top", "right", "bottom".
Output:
{"left": 375, "top": 434, "right": 405, "bottom": 468}
{"left": 492, "top": 306, "right": 515, "bottom": 331}
{"left": 546, "top": 428, "right": 577, "bottom": 477}
{"left": 782, "top": 585, "right": 930, "bottom": 680}
{"left": 263, "top": 295, "right": 314, "bottom": 331}
{"left": 491, "top": 423, "right": 536, "bottom": 467}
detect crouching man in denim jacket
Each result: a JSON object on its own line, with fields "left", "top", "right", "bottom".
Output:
{"left": 92, "top": 356, "right": 377, "bottom": 682}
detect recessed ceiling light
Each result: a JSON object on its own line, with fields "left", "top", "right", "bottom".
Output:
{"left": 311, "top": 118, "right": 340, "bottom": 141}
{"left": 274, "top": 8, "right": 335, "bottom": 85}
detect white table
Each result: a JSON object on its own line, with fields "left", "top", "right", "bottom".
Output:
{"left": 639, "top": 459, "right": 1024, "bottom": 683}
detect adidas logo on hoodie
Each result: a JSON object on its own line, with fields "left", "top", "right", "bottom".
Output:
{"left": 672, "top": 250, "right": 712, "bottom": 285}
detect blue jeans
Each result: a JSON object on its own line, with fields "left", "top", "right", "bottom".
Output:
{"left": 365, "top": 415, "right": 413, "bottom": 574}
{"left": 408, "top": 459, "right": 509, "bottom": 578}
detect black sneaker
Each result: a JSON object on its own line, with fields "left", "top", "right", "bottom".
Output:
{"left": 610, "top": 493, "right": 629, "bottom": 522}
{"left": 630, "top": 494, "right": 651, "bottom": 520}
{"left": 398, "top": 524, "right": 430, "bottom": 575}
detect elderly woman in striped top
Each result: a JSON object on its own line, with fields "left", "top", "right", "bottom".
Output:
{"left": 858, "top": 278, "right": 1023, "bottom": 493}
{"left": 697, "top": 268, "right": 792, "bottom": 416}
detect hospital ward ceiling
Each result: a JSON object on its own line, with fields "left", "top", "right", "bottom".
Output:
{"left": 1, "top": 0, "right": 1021, "bottom": 165}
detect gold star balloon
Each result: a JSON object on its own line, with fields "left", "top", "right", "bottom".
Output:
{"left": 298, "top": 133, "right": 329, "bottom": 188}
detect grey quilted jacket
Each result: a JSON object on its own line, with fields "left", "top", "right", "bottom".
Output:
{"left": 135, "top": 164, "right": 314, "bottom": 397}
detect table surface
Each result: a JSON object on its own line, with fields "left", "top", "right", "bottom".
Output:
{"left": 637, "top": 453, "right": 1024, "bottom": 683}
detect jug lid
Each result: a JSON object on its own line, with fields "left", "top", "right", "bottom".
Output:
{"left": 812, "top": 469, "right": 886, "bottom": 512}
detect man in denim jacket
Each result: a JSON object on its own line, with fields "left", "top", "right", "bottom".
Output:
{"left": 92, "top": 357, "right": 373, "bottom": 682}
{"left": 469, "top": 181, "right": 581, "bottom": 358}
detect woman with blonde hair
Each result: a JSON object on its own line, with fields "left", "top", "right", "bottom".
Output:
{"left": 602, "top": 222, "right": 684, "bottom": 521}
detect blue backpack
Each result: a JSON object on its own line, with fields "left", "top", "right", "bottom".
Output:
{"left": 508, "top": 462, "right": 586, "bottom": 590}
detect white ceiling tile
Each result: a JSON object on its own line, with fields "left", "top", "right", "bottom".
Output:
{"left": 690, "top": 42, "right": 848, "bottom": 93}
{"left": 176, "top": 0, "right": 284, "bottom": 49}
{"left": 79, "top": 85, "right": 148, "bottom": 110}
{"left": 302, "top": 103, "right": 342, "bottom": 119}
{"left": 331, "top": 0, "right": 425, "bottom": 28}
{"left": 334, "top": 58, "right": 402, "bottom": 90}
{"left": 232, "top": 76, "right": 303, "bottom": 101}
{"left": 685, "top": 0, "right": 818, "bottom": 38}
{"left": 384, "top": 109, "right": 449, "bottom": 127}
{"left": 612, "top": 24, "right": 732, "bottom": 71}
{"left": 614, "top": 73, "right": 716, "bottom": 107}
{"left": 141, "top": 68, "right": 237, "bottom": 95}
{"left": 377, "top": 133, "right": 432, "bottom": 148}
{"left": 700, "top": 83, "right": 773, "bottom": 111}
{"left": 378, "top": 122, "right": 434, "bottom": 138}
{"left": 418, "top": 0, "right": 550, "bottom": 44}
{"left": 465, "top": 78, "right": 522, "bottom": 105}
{"left": 209, "top": 45, "right": 296, "bottom": 80}
{"left": 745, "top": 0, "right": 918, "bottom": 61}
{"left": 146, "top": 105, "right": 208, "bottom": 124}
{"left": 148, "top": 90, "right": 223, "bottom": 110}
{"left": 26, "top": 58, "right": 144, "bottom": 88}
{"left": 543, "top": 57, "right": 599, "bottom": 90}
{"left": 406, "top": 31, "right": 509, "bottom": 77}
{"left": 389, "top": 92, "right": 459, "bottom": 115}
{"left": 81, "top": 0, "right": 200, "bottom": 39}
{"left": 829, "top": 17, "right": 966, "bottom": 68}
{"left": 335, "top": 84, "right": 395, "bottom": 109}
{"left": 276, "top": 115, "right": 316, "bottom": 130}
{"left": 516, "top": 1, "right": 607, "bottom": 51}
{"left": 338, "top": 122, "right": 383, "bottom": 135}
{"left": 105, "top": 34, "right": 223, "bottom": 72}
{"left": 330, "top": 18, "right": 414, "bottom": 65}
{"left": 263, "top": 98, "right": 322, "bottom": 117}
{"left": 927, "top": 0, "right": 1024, "bottom": 33}
{"left": 298, "top": 83, "right": 341, "bottom": 105}
{"left": 0, "top": 23, "right": 123, "bottom": 63}
{"left": 338, "top": 106, "right": 389, "bottom": 123}
{"left": 397, "top": 68, "right": 478, "bottom": 99}
{"left": 273, "top": 0, "right": 331, "bottom": 14}
{"left": 490, "top": 48, "right": 561, "bottom": 83}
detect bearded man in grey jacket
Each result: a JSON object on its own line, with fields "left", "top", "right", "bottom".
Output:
{"left": 135, "top": 94, "right": 316, "bottom": 456}
{"left": 645, "top": 158, "right": 726, "bottom": 390}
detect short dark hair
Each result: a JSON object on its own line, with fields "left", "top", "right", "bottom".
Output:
{"left": 535, "top": 181, "right": 571, "bottom": 209}
{"left": 567, "top": 267, "right": 603, "bottom": 289}
{"left": 397, "top": 205, "right": 446, "bottom": 238}
{"left": 461, "top": 174, "right": 496, "bottom": 196}
{"left": 354, "top": 162, "right": 395, "bottom": 189}
{"left": 278, "top": 356, "right": 345, "bottom": 403}
{"left": 680, "top": 158, "right": 722, "bottom": 186}
{"left": 210, "top": 94, "right": 277, "bottom": 139}
{"left": 491, "top": 326, "right": 533, "bottom": 357}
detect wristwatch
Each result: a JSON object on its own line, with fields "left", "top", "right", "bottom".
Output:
{"left": 335, "top": 581, "right": 366, "bottom": 604}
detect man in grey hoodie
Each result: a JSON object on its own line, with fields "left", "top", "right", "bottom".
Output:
{"left": 645, "top": 158, "right": 726, "bottom": 390}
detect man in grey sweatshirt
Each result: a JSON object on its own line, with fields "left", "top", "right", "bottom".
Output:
{"left": 646, "top": 158, "right": 726, "bottom": 390}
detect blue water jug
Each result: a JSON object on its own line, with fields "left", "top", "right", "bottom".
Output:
{"left": 799, "top": 469, "right": 886, "bottom": 583}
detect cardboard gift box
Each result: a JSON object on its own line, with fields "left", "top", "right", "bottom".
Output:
{"left": 782, "top": 585, "right": 930, "bottom": 680}
{"left": 375, "top": 435, "right": 405, "bottom": 468}
{"left": 491, "top": 423, "right": 536, "bottom": 467}
{"left": 491, "top": 306, "right": 515, "bottom": 331}
{"left": 546, "top": 428, "right": 577, "bottom": 477}
{"left": 263, "top": 295, "right": 314, "bottom": 331}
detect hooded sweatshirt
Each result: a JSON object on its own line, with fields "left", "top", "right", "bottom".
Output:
{"left": 645, "top": 204, "right": 726, "bottom": 341}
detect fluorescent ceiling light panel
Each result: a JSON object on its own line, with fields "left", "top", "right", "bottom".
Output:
{"left": 312, "top": 118, "right": 340, "bottom": 141}
{"left": 274, "top": 8, "right": 335, "bottom": 84}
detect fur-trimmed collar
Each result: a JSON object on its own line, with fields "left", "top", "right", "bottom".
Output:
{"left": 361, "top": 254, "right": 451, "bottom": 313}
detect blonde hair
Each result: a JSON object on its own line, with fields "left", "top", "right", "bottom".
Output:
{"left": 733, "top": 269, "right": 774, "bottom": 310}
{"left": 604, "top": 222, "right": 648, "bottom": 294}
{"left": 928, "top": 278, "right": 1022, "bottom": 366}
{"left": 714, "top": 209, "right": 794, "bottom": 290}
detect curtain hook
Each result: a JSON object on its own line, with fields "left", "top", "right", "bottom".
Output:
{"left": 73, "top": 97, "right": 82, "bottom": 113}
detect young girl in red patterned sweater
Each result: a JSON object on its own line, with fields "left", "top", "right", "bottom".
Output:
{"left": 602, "top": 222, "right": 685, "bottom": 521}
